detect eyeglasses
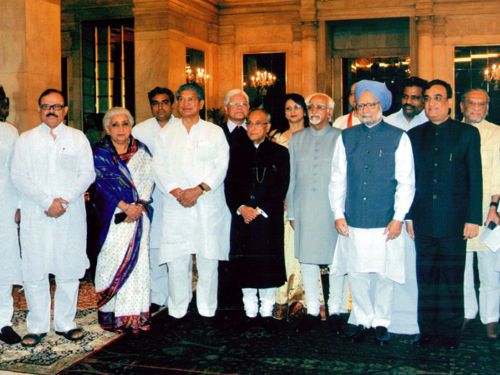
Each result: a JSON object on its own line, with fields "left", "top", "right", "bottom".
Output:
{"left": 356, "top": 102, "right": 379, "bottom": 110}
{"left": 228, "top": 101, "right": 249, "bottom": 107}
{"left": 40, "top": 104, "right": 65, "bottom": 111}
{"left": 247, "top": 121, "right": 269, "bottom": 127}
{"left": 423, "top": 95, "right": 446, "bottom": 103}
{"left": 402, "top": 94, "right": 423, "bottom": 101}
{"left": 307, "top": 104, "right": 327, "bottom": 111}
{"left": 285, "top": 105, "right": 302, "bottom": 111}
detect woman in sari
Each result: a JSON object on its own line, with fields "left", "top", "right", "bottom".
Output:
{"left": 92, "top": 107, "right": 154, "bottom": 333}
{"left": 271, "top": 93, "right": 317, "bottom": 321}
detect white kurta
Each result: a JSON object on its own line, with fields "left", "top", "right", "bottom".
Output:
{"left": 385, "top": 108, "right": 428, "bottom": 132}
{"left": 153, "top": 118, "right": 231, "bottom": 264}
{"left": 0, "top": 121, "right": 22, "bottom": 285}
{"left": 332, "top": 112, "right": 361, "bottom": 130}
{"left": 11, "top": 123, "right": 95, "bottom": 281}
{"left": 132, "top": 116, "right": 176, "bottom": 249}
{"left": 329, "top": 132, "right": 415, "bottom": 284}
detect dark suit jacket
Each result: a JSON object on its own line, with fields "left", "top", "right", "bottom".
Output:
{"left": 407, "top": 118, "right": 482, "bottom": 238}
{"left": 224, "top": 139, "right": 289, "bottom": 288}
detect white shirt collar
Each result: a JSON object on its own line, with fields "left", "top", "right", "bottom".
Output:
{"left": 42, "top": 122, "right": 64, "bottom": 134}
{"left": 227, "top": 119, "right": 247, "bottom": 133}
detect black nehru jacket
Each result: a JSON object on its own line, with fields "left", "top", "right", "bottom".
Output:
{"left": 407, "top": 118, "right": 482, "bottom": 237}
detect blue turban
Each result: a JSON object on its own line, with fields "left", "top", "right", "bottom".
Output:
{"left": 354, "top": 80, "right": 392, "bottom": 112}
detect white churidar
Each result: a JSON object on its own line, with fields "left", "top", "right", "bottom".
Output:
{"left": 242, "top": 288, "right": 277, "bottom": 318}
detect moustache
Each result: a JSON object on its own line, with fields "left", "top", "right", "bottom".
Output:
{"left": 403, "top": 104, "right": 415, "bottom": 110}
{"left": 46, "top": 113, "right": 58, "bottom": 117}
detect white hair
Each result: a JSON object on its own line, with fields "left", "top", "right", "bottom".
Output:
{"left": 103, "top": 107, "right": 134, "bottom": 130}
{"left": 224, "top": 89, "right": 249, "bottom": 106}
{"left": 305, "top": 93, "right": 335, "bottom": 110}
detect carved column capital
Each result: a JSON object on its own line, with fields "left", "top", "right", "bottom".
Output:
{"left": 301, "top": 21, "right": 318, "bottom": 41}
{"left": 416, "top": 15, "right": 434, "bottom": 36}
{"left": 208, "top": 23, "right": 219, "bottom": 44}
{"left": 219, "top": 25, "right": 236, "bottom": 45}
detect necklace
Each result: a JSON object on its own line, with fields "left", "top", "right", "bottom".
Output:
{"left": 252, "top": 167, "right": 266, "bottom": 183}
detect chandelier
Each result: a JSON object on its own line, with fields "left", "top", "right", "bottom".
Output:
{"left": 484, "top": 64, "right": 500, "bottom": 90}
{"left": 250, "top": 70, "right": 277, "bottom": 96}
{"left": 186, "top": 65, "right": 210, "bottom": 86}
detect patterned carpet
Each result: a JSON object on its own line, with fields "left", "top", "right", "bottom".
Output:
{"left": 0, "top": 278, "right": 122, "bottom": 375}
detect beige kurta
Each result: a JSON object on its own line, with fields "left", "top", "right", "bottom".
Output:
{"left": 467, "top": 119, "right": 500, "bottom": 252}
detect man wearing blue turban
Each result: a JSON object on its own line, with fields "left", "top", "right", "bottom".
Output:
{"left": 329, "top": 80, "right": 415, "bottom": 345}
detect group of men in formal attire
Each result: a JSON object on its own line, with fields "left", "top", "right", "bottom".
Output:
{"left": 0, "top": 76, "right": 499, "bottom": 352}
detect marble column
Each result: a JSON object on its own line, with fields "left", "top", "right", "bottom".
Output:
{"left": 416, "top": 16, "right": 434, "bottom": 81}
{"left": 432, "top": 17, "right": 447, "bottom": 81}
{"left": 133, "top": 2, "right": 171, "bottom": 123}
{"left": 0, "top": 0, "right": 62, "bottom": 133}
{"left": 301, "top": 21, "right": 318, "bottom": 97}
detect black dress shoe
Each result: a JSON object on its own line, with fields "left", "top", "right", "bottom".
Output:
{"left": 0, "top": 326, "right": 22, "bottom": 345}
{"left": 349, "top": 325, "right": 368, "bottom": 343}
{"left": 200, "top": 316, "right": 215, "bottom": 330}
{"left": 374, "top": 326, "right": 390, "bottom": 345}
{"left": 296, "top": 314, "right": 320, "bottom": 333}
{"left": 328, "top": 314, "right": 343, "bottom": 335}
{"left": 413, "top": 333, "right": 435, "bottom": 347}
{"left": 442, "top": 337, "right": 459, "bottom": 350}
{"left": 150, "top": 303, "right": 162, "bottom": 314}
{"left": 261, "top": 317, "right": 279, "bottom": 334}
{"left": 238, "top": 316, "right": 259, "bottom": 333}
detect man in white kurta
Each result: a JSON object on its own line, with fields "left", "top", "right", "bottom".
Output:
{"left": 385, "top": 76, "right": 428, "bottom": 335}
{"left": 332, "top": 82, "right": 361, "bottom": 130}
{"left": 460, "top": 88, "right": 500, "bottom": 339}
{"left": 0, "top": 120, "right": 23, "bottom": 345}
{"left": 133, "top": 86, "right": 176, "bottom": 313}
{"left": 11, "top": 89, "right": 95, "bottom": 345}
{"left": 329, "top": 80, "right": 415, "bottom": 344}
{"left": 153, "top": 84, "right": 230, "bottom": 320}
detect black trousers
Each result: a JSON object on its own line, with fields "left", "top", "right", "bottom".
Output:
{"left": 415, "top": 234, "right": 466, "bottom": 339}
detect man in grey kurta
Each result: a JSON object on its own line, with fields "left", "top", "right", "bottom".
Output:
{"left": 287, "top": 93, "right": 344, "bottom": 332}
